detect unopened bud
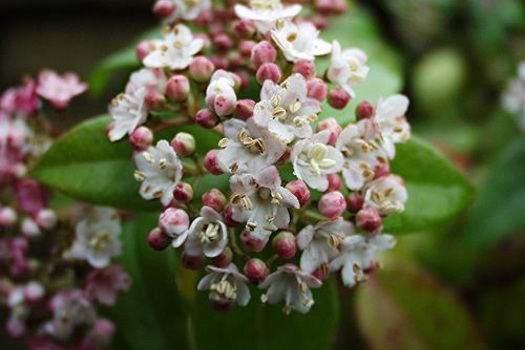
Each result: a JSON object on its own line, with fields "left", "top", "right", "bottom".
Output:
{"left": 256, "top": 63, "right": 281, "bottom": 84}
{"left": 214, "top": 34, "right": 234, "bottom": 51}
{"left": 326, "top": 174, "right": 342, "bottom": 192}
{"left": 136, "top": 41, "right": 150, "bottom": 61}
{"left": 166, "top": 75, "right": 190, "bottom": 102}
{"left": 189, "top": 57, "right": 215, "bottom": 83}
{"left": 21, "top": 217, "right": 40, "bottom": 237}
{"left": 158, "top": 208, "right": 190, "bottom": 240}
{"left": 272, "top": 231, "right": 297, "bottom": 260}
{"left": 35, "top": 209, "right": 57, "bottom": 230}
{"left": 0, "top": 207, "right": 17, "bottom": 227}
{"left": 202, "top": 189, "right": 227, "bottom": 213}
{"left": 24, "top": 282, "right": 44, "bottom": 303}
{"left": 235, "top": 99, "right": 255, "bottom": 120}
{"left": 293, "top": 60, "right": 316, "bottom": 80}
{"left": 152, "top": 0, "right": 175, "bottom": 19}
{"left": 223, "top": 204, "right": 240, "bottom": 227}
{"left": 240, "top": 230, "right": 268, "bottom": 252}
{"left": 307, "top": 78, "right": 328, "bottom": 101}
{"left": 173, "top": 182, "right": 193, "bottom": 204}
{"left": 346, "top": 193, "right": 364, "bottom": 213}
{"left": 212, "top": 247, "right": 233, "bottom": 268}
{"left": 285, "top": 180, "right": 310, "bottom": 207}
{"left": 145, "top": 89, "right": 165, "bottom": 109}
{"left": 319, "top": 191, "right": 346, "bottom": 219}
{"left": 214, "top": 94, "right": 236, "bottom": 117}
{"left": 312, "top": 264, "right": 330, "bottom": 283}
{"left": 196, "top": 109, "right": 219, "bottom": 129}
{"left": 356, "top": 208, "right": 382, "bottom": 232}
{"left": 147, "top": 228, "right": 172, "bottom": 251}
{"left": 130, "top": 126, "right": 153, "bottom": 151}
{"left": 239, "top": 40, "right": 257, "bottom": 58}
{"left": 171, "top": 132, "right": 195, "bottom": 156}
{"left": 234, "top": 20, "right": 257, "bottom": 39}
{"left": 374, "top": 163, "right": 390, "bottom": 179}
{"left": 327, "top": 87, "right": 351, "bottom": 110}
{"left": 181, "top": 252, "right": 205, "bottom": 270}
{"left": 317, "top": 118, "right": 341, "bottom": 146}
{"left": 356, "top": 100, "right": 375, "bottom": 120}
{"left": 204, "top": 150, "right": 224, "bottom": 175}
{"left": 251, "top": 41, "right": 277, "bottom": 68}
{"left": 244, "top": 258, "right": 269, "bottom": 283}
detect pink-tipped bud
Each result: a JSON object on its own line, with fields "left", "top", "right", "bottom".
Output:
{"left": 189, "top": 57, "right": 215, "bottom": 83}
{"left": 181, "top": 252, "right": 205, "bottom": 270}
{"left": 173, "top": 182, "right": 194, "bottom": 204}
{"left": 235, "top": 99, "right": 255, "bottom": 120}
{"left": 202, "top": 189, "right": 227, "bottom": 213}
{"left": 346, "top": 193, "right": 364, "bottom": 213}
{"left": 136, "top": 41, "right": 150, "bottom": 61}
{"left": 374, "top": 163, "right": 390, "bottom": 179}
{"left": 240, "top": 230, "right": 268, "bottom": 252}
{"left": 212, "top": 247, "right": 233, "bottom": 268}
{"left": 158, "top": 208, "right": 190, "bottom": 238}
{"left": 272, "top": 231, "right": 297, "bottom": 260}
{"left": 214, "top": 34, "right": 234, "bottom": 51}
{"left": 214, "top": 94, "right": 236, "bottom": 117}
{"left": 24, "top": 282, "right": 44, "bottom": 303}
{"left": 356, "top": 100, "right": 375, "bottom": 120}
{"left": 153, "top": 0, "right": 175, "bottom": 19}
{"left": 21, "top": 218, "right": 40, "bottom": 237}
{"left": 204, "top": 150, "right": 224, "bottom": 175}
{"left": 356, "top": 208, "right": 382, "bottom": 232}
{"left": 293, "top": 60, "right": 316, "bottom": 80}
{"left": 196, "top": 109, "right": 219, "bottom": 129}
{"left": 211, "top": 298, "right": 235, "bottom": 312}
{"left": 244, "top": 258, "right": 269, "bottom": 283}
{"left": 251, "top": 41, "right": 277, "bottom": 68}
{"left": 317, "top": 118, "right": 341, "bottom": 146}
{"left": 0, "top": 207, "right": 17, "bottom": 227}
{"left": 35, "top": 209, "right": 57, "bottom": 230}
{"left": 316, "top": 0, "right": 346, "bottom": 14}
{"left": 145, "top": 89, "right": 165, "bottom": 109}
{"left": 130, "top": 126, "right": 153, "bottom": 151}
{"left": 171, "top": 132, "right": 195, "bottom": 156}
{"left": 328, "top": 88, "right": 351, "bottom": 110}
{"left": 256, "top": 63, "right": 281, "bottom": 84}
{"left": 239, "top": 40, "right": 257, "bottom": 58}
{"left": 319, "top": 191, "right": 346, "bottom": 219}
{"left": 166, "top": 75, "right": 190, "bottom": 102}
{"left": 307, "top": 78, "right": 328, "bottom": 101}
{"left": 276, "top": 147, "right": 292, "bottom": 165}
{"left": 234, "top": 20, "right": 257, "bottom": 39}
{"left": 326, "top": 174, "right": 342, "bottom": 192}
{"left": 223, "top": 204, "right": 240, "bottom": 227}
{"left": 147, "top": 228, "right": 172, "bottom": 251}
{"left": 285, "top": 180, "right": 310, "bottom": 207}
{"left": 312, "top": 264, "right": 330, "bottom": 283}
{"left": 210, "top": 55, "right": 229, "bottom": 70}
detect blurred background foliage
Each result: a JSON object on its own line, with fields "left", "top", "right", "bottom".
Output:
{"left": 2, "top": 0, "right": 525, "bottom": 349}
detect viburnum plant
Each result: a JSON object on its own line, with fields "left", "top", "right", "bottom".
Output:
{"left": 0, "top": 72, "right": 131, "bottom": 349}
{"left": 106, "top": 0, "right": 411, "bottom": 314}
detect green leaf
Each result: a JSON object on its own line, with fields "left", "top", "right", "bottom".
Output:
{"left": 31, "top": 116, "right": 228, "bottom": 212}
{"left": 382, "top": 136, "right": 475, "bottom": 233}
{"left": 191, "top": 277, "right": 340, "bottom": 350}
{"left": 355, "top": 267, "right": 487, "bottom": 350}
{"left": 462, "top": 136, "right": 525, "bottom": 246}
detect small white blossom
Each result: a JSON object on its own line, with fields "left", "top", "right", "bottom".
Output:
{"left": 70, "top": 207, "right": 122, "bottom": 269}
{"left": 217, "top": 118, "right": 287, "bottom": 174}
{"left": 374, "top": 95, "right": 411, "bottom": 158}
{"left": 297, "top": 218, "right": 353, "bottom": 273}
{"left": 271, "top": 20, "right": 331, "bottom": 62}
{"left": 205, "top": 70, "right": 238, "bottom": 113}
{"left": 292, "top": 130, "right": 344, "bottom": 191}
{"left": 126, "top": 68, "right": 167, "bottom": 95}
{"left": 197, "top": 264, "right": 251, "bottom": 307}
{"left": 234, "top": 0, "right": 302, "bottom": 34}
{"left": 134, "top": 140, "right": 183, "bottom": 206}
{"left": 326, "top": 41, "right": 369, "bottom": 98}
{"left": 329, "top": 233, "right": 396, "bottom": 287}
{"left": 259, "top": 264, "right": 322, "bottom": 314}
{"left": 253, "top": 74, "right": 321, "bottom": 143}
{"left": 108, "top": 88, "right": 148, "bottom": 142}
{"left": 503, "top": 62, "right": 525, "bottom": 131}
{"left": 364, "top": 175, "right": 408, "bottom": 215}
{"left": 143, "top": 24, "right": 203, "bottom": 70}
{"left": 184, "top": 206, "right": 229, "bottom": 258}
{"left": 167, "top": 0, "right": 211, "bottom": 22}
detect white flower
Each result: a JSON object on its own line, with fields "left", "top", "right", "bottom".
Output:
{"left": 184, "top": 206, "right": 229, "bottom": 258}
{"left": 503, "top": 62, "right": 525, "bottom": 131}
{"left": 234, "top": 0, "right": 302, "bottom": 34}
{"left": 329, "top": 233, "right": 396, "bottom": 288}
{"left": 230, "top": 166, "right": 299, "bottom": 239}
{"left": 126, "top": 68, "right": 167, "bottom": 95}
{"left": 143, "top": 24, "right": 203, "bottom": 70}
{"left": 108, "top": 88, "right": 148, "bottom": 142}
{"left": 259, "top": 264, "right": 322, "bottom": 314}
{"left": 253, "top": 74, "right": 321, "bottom": 143}
{"left": 292, "top": 130, "right": 344, "bottom": 191}
{"left": 217, "top": 118, "right": 287, "bottom": 174}
{"left": 374, "top": 95, "right": 411, "bottom": 158}
{"left": 197, "top": 264, "right": 250, "bottom": 307}
{"left": 70, "top": 207, "right": 122, "bottom": 269}
{"left": 364, "top": 175, "right": 408, "bottom": 215}
{"left": 205, "top": 70, "right": 238, "bottom": 114}
{"left": 36, "top": 70, "right": 87, "bottom": 109}
{"left": 326, "top": 41, "right": 369, "bottom": 98}
{"left": 271, "top": 20, "right": 331, "bottom": 62}
{"left": 134, "top": 140, "right": 183, "bottom": 206}
{"left": 168, "top": 0, "right": 211, "bottom": 22}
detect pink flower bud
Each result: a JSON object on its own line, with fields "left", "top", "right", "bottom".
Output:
{"left": 374, "top": 163, "right": 390, "bottom": 179}
{"left": 196, "top": 109, "right": 219, "bottom": 129}
{"left": 173, "top": 182, "right": 193, "bottom": 203}
{"left": 272, "top": 231, "right": 297, "bottom": 260}
{"left": 346, "top": 193, "right": 364, "bottom": 213}
{"left": 214, "top": 94, "right": 236, "bottom": 117}
{"left": 234, "top": 20, "right": 256, "bottom": 39}
{"left": 211, "top": 299, "right": 235, "bottom": 312}
{"left": 240, "top": 230, "right": 268, "bottom": 252}
{"left": 239, "top": 40, "right": 257, "bottom": 58}
{"left": 147, "top": 228, "right": 172, "bottom": 251}
{"left": 256, "top": 63, "right": 281, "bottom": 84}
{"left": 328, "top": 87, "right": 351, "bottom": 109}
{"left": 35, "top": 209, "right": 57, "bottom": 230}
{"left": 285, "top": 180, "right": 310, "bottom": 207}
{"left": 356, "top": 100, "right": 375, "bottom": 120}
{"left": 317, "top": 118, "right": 341, "bottom": 146}
{"left": 145, "top": 89, "right": 165, "bottom": 109}
{"left": 152, "top": 0, "right": 175, "bottom": 19}
{"left": 210, "top": 55, "right": 229, "bottom": 70}
{"left": 166, "top": 75, "right": 190, "bottom": 102}
{"left": 204, "top": 150, "right": 224, "bottom": 175}
{"left": 310, "top": 14, "right": 328, "bottom": 29}
{"left": 326, "top": 174, "right": 342, "bottom": 192}
{"left": 276, "top": 147, "right": 292, "bottom": 165}
{"left": 312, "top": 264, "right": 330, "bottom": 283}
{"left": 356, "top": 208, "right": 382, "bottom": 232}
{"left": 129, "top": 126, "right": 153, "bottom": 151}
{"left": 189, "top": 57, "right": 215, "bottom": 83}
{"left": 158, "top": 208, "right": 190, "bottom": 238}
{"left": 212, "top": 247, "right": 233, "bottom": 268}
{"left": 235, "top": 99, "right": 255, "bottom": 120}
{"left": 24, "top": 282, "right": 44, "bottom": 303}
{"left": 181, "top": 252, "right": 205, "bottom": 270}
{"left": 136, "top": 41, "right": 150, "bottom": 61}
{"left": 171, "top": 132, "right": 195, "bottom": 156}
{"left": 293, "top": 60, "right": 316, "bottom": 80}
{"left": 319, "top": 191, "right": 346, "bottom": 219}
{"left": 244, "top": 258, "right": 269, "bottom": 283}
{"left": 251, "top": 41, "right": 277, "bottom": 68}
{"left": 223, "top": 204, "right": 240, "bottom": 227}
{"left": 214, "top": 34, "right": 234, "bottom": 51}
{"left": 307, "top": 78, "right": 328, "bottom": 101}
{"left": 202, "top": 189, "right": 227, "bottom": 213}
{"left": 0, "top": 207, "right": 17, "bottom": 227}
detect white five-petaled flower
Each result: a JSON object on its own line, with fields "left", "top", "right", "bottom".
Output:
{"left": 503, "top": 62, "right": 525, "bottom": 131}
{"left": 167, "top": 0, "right": 211, "bottom": 22}
{"left": 364, "top": 175, "right": 407, "bottom": 215}
{"left": 70, "top": 207, "right": 122, "bottom": 269}
{"left": 292, "top": 130, "right": 344, "bottom": 191}
{"left": 143, "top": 24, "right": 203, "bottom": 70}
{"left": 234, "top": 0, "right": 302, "bottom": 34}
{"left": 134, "top": 140, "right": 183, "bottom": 206}
{"left": 108, "top": 88, "right": 148, "bottom": 142}
{"left": 36, "top": 70, "right": 88, "bottom": 109}
{"left": 184, "top": 206, "right": 229, "bottom": 258}
{"left": 329, "top": 233, "right": 396, "bottom": 287}
{"left": 259, "top": 264, "right": 322, "bottom": 314}
{"left": 125, "top": 68, "right": 167, "bottom": 96}
{"left": 197, "top": 264, "right": 251, "bottom": 308}
{"left": 271, "top": 20, "right": 331, "bottom": 62}
{"left": 230, "top": 166, "right": 300, "bottom": 239}
{"left": 253, "top": 74, "right": 321, "bottom": 143}
{"left": 374, "top": 95, "right": 411, "bottom": 158}
{"left": 217, "top": 118, "right": 287, "bottom": 174}
{"left": 326, "top": 41, "right": 369, "bottom": 99}
{"left": 297, "top": 218, "right": 354, "bottom": 273}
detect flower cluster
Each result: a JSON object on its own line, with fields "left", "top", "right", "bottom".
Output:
{"left": 109, "top": 0, "right": 411, "bottom": 314}
{"left": 1, "top": 74, "right": 130, "bottom": 349}
{"left": 503, "top": 61, "right": 525, "bottom": 131}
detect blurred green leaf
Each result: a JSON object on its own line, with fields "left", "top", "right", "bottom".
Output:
{"left": 383, "top": 136, "right": 475, "bottom": 233}
{"left": 356, "top": 267, "right": 487, "bottom": 350}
